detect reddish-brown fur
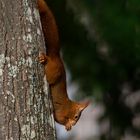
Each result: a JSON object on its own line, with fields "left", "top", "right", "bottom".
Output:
{"left": 38, "top": 0, "right": 89, "bottom": 130}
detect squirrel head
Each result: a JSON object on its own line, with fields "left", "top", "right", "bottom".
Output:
{"left": 64, "top": 100, "right": 90, "bottom": 131}
{"left": 54, "top": 100, "right": 90, "bottom": 131}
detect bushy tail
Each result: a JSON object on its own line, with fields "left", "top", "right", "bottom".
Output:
{"left": 38, "top": 0, "right": 60, "bottom": 57}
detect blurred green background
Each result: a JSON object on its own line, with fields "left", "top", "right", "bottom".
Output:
{"left": 47, "top": 0, "right": 140, "bottom": 139}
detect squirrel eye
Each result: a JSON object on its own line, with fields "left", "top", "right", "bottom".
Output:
{"left": 75, "top": 115, "right": 78, "bottom": 119}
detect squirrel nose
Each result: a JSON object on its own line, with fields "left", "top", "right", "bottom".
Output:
{"left": 65, "top": 124, "right": 72, "bottom": 131}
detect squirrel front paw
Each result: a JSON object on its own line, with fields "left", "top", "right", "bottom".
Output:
{"left": 38, "top": 53, "right": 48, "bottom": 64}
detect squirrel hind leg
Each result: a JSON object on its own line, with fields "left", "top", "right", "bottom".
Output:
{"left": 45, "top": 63, "right": 62, "bottom": 85}
{"left": 39, "top": 53, "right": 62, "bottom": 85}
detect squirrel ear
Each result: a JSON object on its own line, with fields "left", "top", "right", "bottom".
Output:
{"left": 78, "top": 100, "right": 90, "bottom": 111}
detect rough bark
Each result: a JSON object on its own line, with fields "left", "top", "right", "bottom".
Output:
{"left": 0, "top": 0, "right": 56, "bottom": 139}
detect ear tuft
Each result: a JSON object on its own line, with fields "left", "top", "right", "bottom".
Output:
{"left": 79, "top": 100, "right": 90, "bottom": 111}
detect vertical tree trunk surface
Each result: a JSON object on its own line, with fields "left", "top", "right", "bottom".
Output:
{"left": 0, "top": 0, "right": 56, "bottom": 139}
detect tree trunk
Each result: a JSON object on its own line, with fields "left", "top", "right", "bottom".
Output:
{"left": 0, "top": 0, "right": 56, "bottom": 139}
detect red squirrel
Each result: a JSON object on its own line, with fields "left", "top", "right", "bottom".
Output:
{"left": 38, "top": 0, "right": 89, "bottom": 131}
